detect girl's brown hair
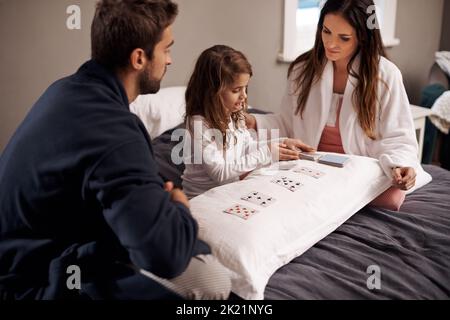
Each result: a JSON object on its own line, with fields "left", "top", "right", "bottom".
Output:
{"left": 288, "top": 0, "right": 386, "bottom": 139}
{"left": 185, "top": 45, "right": 253, "bottom": 147}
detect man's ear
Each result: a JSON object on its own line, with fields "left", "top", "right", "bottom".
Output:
{"left": 129, "top": 48, "right": 148, "bottom": 71}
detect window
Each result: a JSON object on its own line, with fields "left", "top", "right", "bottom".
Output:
{"left": 279, "top": 0, "right": 400, "bottom": 62}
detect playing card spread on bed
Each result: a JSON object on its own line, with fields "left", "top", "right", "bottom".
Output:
{"left": 299, "top": 152, "right": 323, "bottom": 161}
{"left": 294, "top": 166, "right": 326, "bottom": 179}
{"left": 241, "top": 191, "right": 276, "bottom": 207}
{"left": 224, "top": 204, "right": 258, "bottom": 220}
{"left": 318, "top": 154, "right": 350, "bottom": 167}
{"left": 271, "top": 176, "right": 303, "bottom": 192}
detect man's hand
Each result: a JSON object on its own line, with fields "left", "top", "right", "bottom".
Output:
{"left": 392, "top": 167, "right": 416, "bottom": 191}
{"left": 244, "top": 113, "right": 257, "bottom": 130}
{"left": 164, "top": 181, "right": 190, "bottom": 208}
{"left": 163, "top": 181, "right": 174, "bottom": 192}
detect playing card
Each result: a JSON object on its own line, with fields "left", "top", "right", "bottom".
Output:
{"left": 271, "top": 176, "right": 303, "bottom": 192}
{"left": 318, "top": 154, "right": 350, "bottom": 167}
{"left": 241, "top": 191, "right": 276, "bottom": 207}
{"left": 299, "top": 152, "right": 323, "bottom": 161}
{"left": 223, "top": 204, "right": 258, "bottom": 220}
{"left": 294, "top": 166, "right": 326, "bottom": 179}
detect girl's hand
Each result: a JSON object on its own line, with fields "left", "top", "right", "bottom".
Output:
{"left": 282, "top": 138, "right": 315, "bottom": 153}
{"left": 392, "top": 167, "right": 416, "bottom": 190}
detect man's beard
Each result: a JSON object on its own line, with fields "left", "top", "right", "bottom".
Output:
{"left": 138, "top": 65, "right": 164, "bottom": 94}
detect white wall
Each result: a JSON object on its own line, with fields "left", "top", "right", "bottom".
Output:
{"left": 163, "top": 0, "right": 288, "bottom": 111}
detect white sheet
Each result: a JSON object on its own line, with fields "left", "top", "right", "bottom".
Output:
{"left": 189, "top": 154, "right": 392, "bottom": 299}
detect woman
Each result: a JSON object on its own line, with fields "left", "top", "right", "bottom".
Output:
{"left": 245, "top": 0, "right": 431, "bottom": 210}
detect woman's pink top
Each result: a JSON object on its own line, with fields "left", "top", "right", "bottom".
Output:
{"left": 317, "top": 93, "right": 405, "bottom": 211}
{"left": 318, "top": 94, "right": 345, "bottom": 154}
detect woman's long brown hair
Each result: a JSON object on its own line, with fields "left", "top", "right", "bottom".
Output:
{"left": 185, "top": 45, "right": 252, "bottom": 148}
{"left": 289, "top": 0, "right": 386, "bottom": 139}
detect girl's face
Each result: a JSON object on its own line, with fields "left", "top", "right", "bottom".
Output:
{"left": 220, "top": 73, "right": 250, "bottom": 115}
{"left": 321, "top": 13, "right": 358, "bottom": 64}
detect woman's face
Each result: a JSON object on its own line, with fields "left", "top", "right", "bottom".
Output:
{"left": 321, "top": 13, "right": 358, "bottom": 63}
{"left": 220, "top": 73, "right": 250, "bottom": 115}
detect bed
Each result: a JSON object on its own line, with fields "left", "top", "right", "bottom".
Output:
{"left": 135, "top": 88, "right": 450, "bottom": 300}
{"left": 152, "top": 123, "right": 450, "bottom": 300}
{"left": 263, "top": 163, "right": 450, "bottom": 299}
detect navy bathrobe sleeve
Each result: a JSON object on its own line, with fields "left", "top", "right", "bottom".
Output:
{"left": 87, "top": 139, "right": 203, "bottom": 278}
{"left": 0, "top": 60, "right": 210, "bottom": 299}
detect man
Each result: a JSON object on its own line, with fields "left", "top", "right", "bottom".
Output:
{"left": 0, "top": 0, "right": 230, "bottom": 300}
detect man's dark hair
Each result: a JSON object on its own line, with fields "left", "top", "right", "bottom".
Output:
{"left": 91, "top": 0, "right": 178, "bottom": 70}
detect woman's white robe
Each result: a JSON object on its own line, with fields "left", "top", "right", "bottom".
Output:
{"left": 254, "top": 56, "right": 431, "bottom": 191}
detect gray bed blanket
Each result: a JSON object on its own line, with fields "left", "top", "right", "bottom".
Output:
{"left": 264, "top": 165, "right": 450, "bottom": 299}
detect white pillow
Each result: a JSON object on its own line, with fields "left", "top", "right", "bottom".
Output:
{"left": 130, "top": 86, "right": 186, "bottom": 139}
{"left": 189, "top": 154, "right": 392, "bottom": 299}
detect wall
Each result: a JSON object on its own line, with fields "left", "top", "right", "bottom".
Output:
{"left": 0, "top": 0, "right": 446, "bottom": 152}
{"left": 164, "top": 0, "right": 287, "bottom": 110}
{"left": 169, "top": 0, "right": 446, "bottom": 109}
{"left": 388, "top": 0, "right": 445, "bottom": 104}
{"left": 0, "top": 0, "right": 95, "bottom": 152}
{"left": 440, "top": 0, "right": 450, "bottom": 50}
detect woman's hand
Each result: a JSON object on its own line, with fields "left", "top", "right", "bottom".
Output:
{"left": 244, "top": 113, "right": 257, "bottom": 130}
{"left": 392, "top": 167, "right": 416, "bottom": 191}
{"left": 282, "top": 138, "right": 315, "bottom": 153}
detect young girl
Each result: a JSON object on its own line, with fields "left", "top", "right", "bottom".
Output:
{"left": 181, "top": 45, "right": 312, "bottom": 199}
{"left": 245, "top": 0, "right": 431, "bottom": 210}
